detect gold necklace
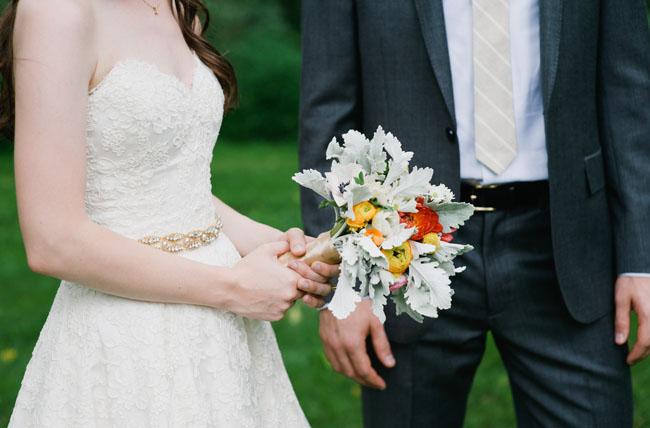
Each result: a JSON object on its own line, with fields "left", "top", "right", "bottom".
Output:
{"left": 140, "top": 0, "right": 160, "bottom": 15}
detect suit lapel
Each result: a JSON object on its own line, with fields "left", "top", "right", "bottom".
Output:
{"left": 413, "top": 0, "right": 456, "bottom": 124}
{"left": 540, "top": 0, "right": 564, "bottom": 109}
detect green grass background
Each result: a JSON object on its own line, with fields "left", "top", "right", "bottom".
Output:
{"left": 1, "top": 144, "right": 649, "bottom": 427}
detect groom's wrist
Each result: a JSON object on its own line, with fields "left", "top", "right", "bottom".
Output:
{"left": 619, "top": 273, "right": 650, "bottom": 279}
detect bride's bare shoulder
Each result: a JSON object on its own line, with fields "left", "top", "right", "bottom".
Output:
{"left": 14, "top": 0, "right": 95, "bottom": 45}
{"left": 13, "top": 0, "right": 96, "bottom": 72}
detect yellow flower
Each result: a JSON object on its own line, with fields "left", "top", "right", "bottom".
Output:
{"left": 346, "top": 201, "right": 378, "bottom": 229}
{"left": 422, "top": 232, "right": 441, "bottom": 250}
{"left": 0, "top": 348, "right": 17, "bottom": 363}
{"left": 382, "top": 242, "right": 413, "bottom": 274}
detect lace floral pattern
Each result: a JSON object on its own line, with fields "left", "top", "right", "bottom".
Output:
{"left": 9, "top": 55, "right": 309, "bottom": 427}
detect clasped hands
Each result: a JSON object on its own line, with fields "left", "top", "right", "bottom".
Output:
{"left": 229, "top": 227, "right": 339, "bottom": 321}
{"left": 282, "top": 227, "right": 340, "bottom": 310}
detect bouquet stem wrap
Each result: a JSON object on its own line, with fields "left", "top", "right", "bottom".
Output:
{"left": 278, "top": 232, "right": 342, "bottom": 267}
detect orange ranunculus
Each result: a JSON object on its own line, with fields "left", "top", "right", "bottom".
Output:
{"left": 346, "top": 201, "right": 378, "bottom": 229}
{"left": 365, "top": 228, "right": 385, "bottom": 246}
{"left": 382, "top": 242, "right": 413, "bottom": 274}
{"left": 422, "top": 232, "right": 441, "bottom": 250}
{"left": 399, "top": 197, "right": 442, "bottom": 241}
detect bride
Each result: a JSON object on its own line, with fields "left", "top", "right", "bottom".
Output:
{"left": 2, "top": 0, "right": 338, "bottom": 426}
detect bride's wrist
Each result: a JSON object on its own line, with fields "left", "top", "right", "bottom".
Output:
{"left": 256, "top": 224, "right": 284, "bottom": 245}
{"left": 200, "top": 266, "right": 240, "bottom": 310}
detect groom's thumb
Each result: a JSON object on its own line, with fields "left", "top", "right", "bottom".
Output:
{"left": 370, "top": 320, "right": 395, "bottom": 368}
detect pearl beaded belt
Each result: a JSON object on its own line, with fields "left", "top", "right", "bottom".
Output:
{"left": 138, "top": 217, "right": 223, "bottom": 253}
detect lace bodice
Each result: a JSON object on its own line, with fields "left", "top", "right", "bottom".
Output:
{"left": 85, "top": 53, "right": 223, "bottom": 238}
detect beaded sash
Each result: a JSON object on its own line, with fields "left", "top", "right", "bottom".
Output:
{"left": 138, "top": 217, "right": 223, "bottom": 253}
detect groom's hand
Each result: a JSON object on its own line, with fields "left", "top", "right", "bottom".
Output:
{"left": 615, "top": 276, "right": 650, "bottom": 364}
{"left": 319, "top": 300, "right": 396, "bottom": 390}
{"left": 284, "top": 228, "right": 339, "bottom": 308}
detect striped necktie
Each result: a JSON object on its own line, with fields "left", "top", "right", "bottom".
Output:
{"left": 472, "top": 0, "right": 517, "bottom": 174}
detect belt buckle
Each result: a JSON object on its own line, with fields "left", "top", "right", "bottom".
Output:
{"left": 474, "top": 205, "right": 496, "bottom": 212}
{"left": 469, "top": 182, "right": 497, "bottom": 212}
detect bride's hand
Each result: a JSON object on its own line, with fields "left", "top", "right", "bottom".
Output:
{"left": 283, "top": 227, "right": 340, "bottom": 309}
{"left": 228, "top": 241, "right": 318, "bottom": 321}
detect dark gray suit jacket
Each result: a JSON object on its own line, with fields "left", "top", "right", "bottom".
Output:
{"left": 299, "top": 0, "right": 650, "bottom": 336}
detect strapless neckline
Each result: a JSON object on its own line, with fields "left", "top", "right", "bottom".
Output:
{"left": 89, "top": 52, "right": 201, "bottom": 97}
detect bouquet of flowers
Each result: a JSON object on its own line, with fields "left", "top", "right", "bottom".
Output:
{"left": 286, "top": 127, "right": 475, "bottom": 323}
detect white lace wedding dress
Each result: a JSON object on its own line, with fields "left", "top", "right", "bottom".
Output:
{"left": 9, "top": 53, "right": 309, "bottom": 428}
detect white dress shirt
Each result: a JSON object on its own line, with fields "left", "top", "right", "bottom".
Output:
{"left": 442, "top": 0, "right": 648, "bottom": 277}
{"left": 443, "top": 0, "right": 548, "bottom": 184}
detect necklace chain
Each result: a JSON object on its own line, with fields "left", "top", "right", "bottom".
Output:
{"left": 140, "top": 0, "right": 160, "bottom": 15}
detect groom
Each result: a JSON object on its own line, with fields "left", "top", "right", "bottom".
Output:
{"left": 299, "top": 0, "right": 650, "bottom": 426}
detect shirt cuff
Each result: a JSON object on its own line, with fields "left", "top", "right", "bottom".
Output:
{"left": 619, "top": 273, "right": 650, "bottom": 279}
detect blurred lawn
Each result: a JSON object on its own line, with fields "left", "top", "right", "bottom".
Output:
{"left": 1, "top": 143, "right": 649, "bottom": 427}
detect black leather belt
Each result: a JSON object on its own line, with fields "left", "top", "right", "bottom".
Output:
{"left": 460, "top": 180, "right": 549, "bottom": 212}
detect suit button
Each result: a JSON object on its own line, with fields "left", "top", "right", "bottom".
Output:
{"left": 445, "top": 127, "right": 456, "bottom": 143}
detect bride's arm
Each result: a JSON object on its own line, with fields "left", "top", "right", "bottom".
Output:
{"left": 11, "top": 0, "right": 322, "bottom": 320}
{"left": 211, "top": 196, "right": 286, "bottom": 256}
{"left": 211, "top": 191, "right": 340, "bottom": 309}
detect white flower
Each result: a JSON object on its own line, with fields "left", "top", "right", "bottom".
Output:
{"left": 380, "top": 223, "right": 416, "bottom": 250}
{"left": 325, "top": 162, "right": 364, "bottom": 207}
{"left": 429, "top": 184, "right": 455, "bottom": 204}
{"left": 371, "top": 209, "right": 401, "bottom": 236}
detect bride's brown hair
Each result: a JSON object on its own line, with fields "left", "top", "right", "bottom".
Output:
{"left": 0, "top": 0, "right": 238, "bottom": 140}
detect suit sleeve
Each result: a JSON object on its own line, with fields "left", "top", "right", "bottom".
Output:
{"left": 299, "top": 0, "right": 362, "bottom": 236}
{"left": 597, "top": 0, "right": 650, "bottom": 274}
